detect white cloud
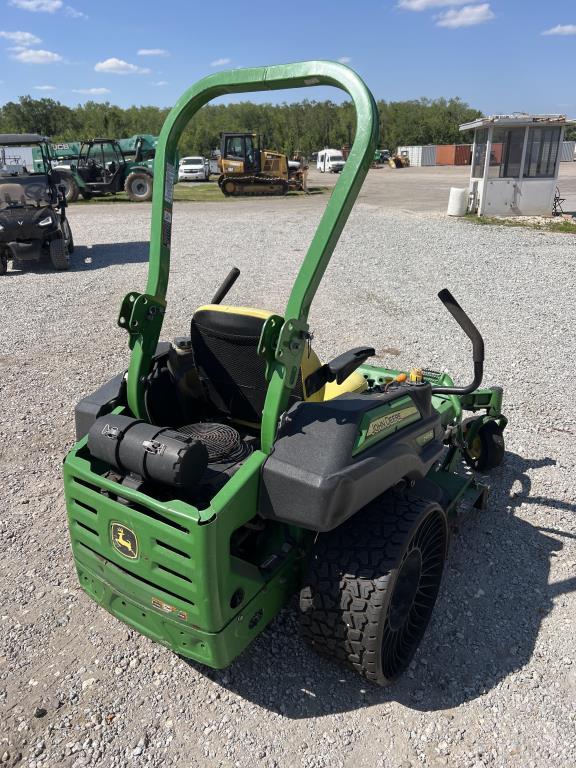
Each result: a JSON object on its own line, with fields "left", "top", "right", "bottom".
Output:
{"left": 72, "top": 87, "right": 110, "bottom": 94}
{"left": 94, "top": 57, "right": 150, "bottom": 74}
{"left": 398, "top": 0, "right": 468, "bottom": 9}
{"left": 153, "top": 80, "right": 168, "bottom": 86}
{"left": 0, "top": 30, "right": 41, "bottom": 45}
{"left": 137, "top": 48, "right": 168, "bottom": 56}
{"left": 436, "top": 3, "right": 494, "bottom": 28}
{"left": 65, "top": 5, "right": 87, "bottom": 18}
{"left": 210, "top": 57, "right": 230, "bottom": 66}
{"left": 11, "top": 47, "right": 62, "bottom": 63}
{"left": 34, "top": 84, "right": 56, "bottom": 90}
{"left": 9, "top": 0, "right": 62, "bottom": 11}
{"left": 338, "top": 56, "right": 351, "bottom": 64}
{"left": 542, "top": 24, "right": 576, "bottom": 36}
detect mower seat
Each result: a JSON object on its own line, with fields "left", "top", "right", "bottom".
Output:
{"left": 190, "top": 304, "right": 367, "bottom": 425}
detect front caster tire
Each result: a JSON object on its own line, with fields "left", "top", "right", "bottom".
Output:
{"left": 49, "top": 236, "right": 70, "bottom": 270}
{"left": 462, "top": 418, "right": 505, "bottom": 471}
{"left": 61, "top": 218, "right": 74, "bottom": 254}
{"left": 299, "top": 495, "right": 448, "bottom": 686}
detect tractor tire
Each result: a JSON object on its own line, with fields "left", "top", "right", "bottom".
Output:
{"left": 61, "top": 218, "right": 74, "bottom": 254}
{"left": 462, "top": 417, "right": 505, "bottom": 471}
{"left": 60, "top": 173, "right": 80, "bottom": 203}
{"left": 299, "top": 494, "right": 448, "bottom": 686}
{"left": 80, "top": 190, "right": 93, "bottom": 200}
{"left": 49, "top": 236, "right": 70, "bottom": 270}
{"left": 0, "top": 250, "right": 7, "bottom": 275}
{"left": 124, "top": 171, "right": 153, "bottom": 202}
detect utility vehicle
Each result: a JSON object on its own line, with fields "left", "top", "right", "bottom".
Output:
{"left": 0, "top": 134, "right": 73, "bottom": 274}
{"left": 59, "top": 137, "right": 155, "bottom": 203}
{"left": 63, "top": 62, "right": 506, "bottom": 685}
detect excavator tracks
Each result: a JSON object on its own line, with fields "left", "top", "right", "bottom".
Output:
{"left": 218, "top": 175, "right": 289, "bottom": 197}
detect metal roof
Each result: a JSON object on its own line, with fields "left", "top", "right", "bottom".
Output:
{"left": 0, "top": 133, "right": 50, "bottom": 145}
{"left": 459, "top": 114, "right": 575, "bottom": 132}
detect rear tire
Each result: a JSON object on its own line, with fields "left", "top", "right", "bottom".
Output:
{"left": 0, "top": 250, "right": 7, "bottom": 275}
{"left": 299, "top": 494, "right": 448, "bottom": 686}
{"left": 49, "top": 236, "right": 69, "bottom": 270}
{"left": 124, "top": 171, "right": 153, "bottom": 202}
{"left": 60, "top": 174, "right": 79, "bottom": 203}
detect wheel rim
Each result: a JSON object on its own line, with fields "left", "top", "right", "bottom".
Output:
{"left": 132, "top": 179, "right": 149, "bottom": 197}
{"left": 381, "top": 508, "right": 446, "bottom": 680}
{"left": 468, "top": 434, "right": 482, "bottom": 460}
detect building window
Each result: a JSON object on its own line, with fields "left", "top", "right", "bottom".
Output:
{"left": 489, "top": 127, "right": 525, "bottom": 178}
{"left": 523, "top": 127, "right": 561, "bottom": 178}
{"left": 472, "top": 128, "right": 487, "bottom": 177}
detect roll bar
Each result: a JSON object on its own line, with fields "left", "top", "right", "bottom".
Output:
{"left": 121, "top": 61, "right": 379, "bottom": 448}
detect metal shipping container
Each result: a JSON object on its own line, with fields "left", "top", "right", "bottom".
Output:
{"left": 435, "top": 144, "right": 472, "bottom": 165}
{"left": 560, "top": 141, "right": 575, "bottom": 162}
{"left": 397, "top": 145, "right": 437, "bottom": 167}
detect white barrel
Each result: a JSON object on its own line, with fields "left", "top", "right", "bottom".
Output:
{"left": 447, "top": 187, "right": 468, "bottom": 216}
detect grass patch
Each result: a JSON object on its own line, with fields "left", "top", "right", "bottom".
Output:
{"left": 465, "top": 213, "right": 576, "bottom": 234}
{"left": 74, "top": 182, "right": 329, "bottom": 204}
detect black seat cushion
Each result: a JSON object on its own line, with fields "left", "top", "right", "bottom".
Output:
{"left": 190, "top": 308, "right": 302, "bottom": 424}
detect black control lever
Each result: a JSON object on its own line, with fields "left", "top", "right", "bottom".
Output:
{"left": 305, "top": 346, "right": 375, "bottom": 397}
{"left": 431, "top": 289, "right": 484, "bottom": 395}
{"left": 211, "top": 267, "right": 240, "bottom": 304}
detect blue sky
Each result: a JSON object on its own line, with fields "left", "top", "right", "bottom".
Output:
{"left": 1, "top": 0, "right": 575, "bottom": 116}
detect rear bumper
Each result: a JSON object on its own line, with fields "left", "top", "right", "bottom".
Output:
{"left": 74, "top": 542, "right": 295, "bottom": 668}
{"left": 64, "top": 438, "right": 304, "bottom": 668}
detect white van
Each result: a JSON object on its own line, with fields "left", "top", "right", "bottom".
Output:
{"left": 317, "top": 148, "right": 345, "bottom": 173}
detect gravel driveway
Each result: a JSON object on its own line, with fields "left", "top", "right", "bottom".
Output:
{"left": 1, "top": 197, "right": 575, "bottom": 768}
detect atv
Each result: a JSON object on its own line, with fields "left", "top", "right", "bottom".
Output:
{"left": 0, "top": 134, "right": 73, "bottom": 275}
{"left": 63, "top": 62, "right": 507, "bottom": 686}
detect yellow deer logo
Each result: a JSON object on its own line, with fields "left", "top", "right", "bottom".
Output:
{"left": 111, "top": 523, "right": 138, "bottom": 559}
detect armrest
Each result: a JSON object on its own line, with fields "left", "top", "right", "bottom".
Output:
{"left": 305, "top": 346, "right": 375, "bottom": 396}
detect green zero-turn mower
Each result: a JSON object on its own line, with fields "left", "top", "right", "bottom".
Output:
{"left": 63, "top": 62, "right": 507, "bottom": 686}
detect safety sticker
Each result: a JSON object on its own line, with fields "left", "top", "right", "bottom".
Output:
{"left": 152, "top": 596, "right": 187, "bottom": 622}
{"left": 164, "top": 162, "right": 175, "bottom": 203}
{"left": 162, "top": 208, "right": 172, "bottom": 248}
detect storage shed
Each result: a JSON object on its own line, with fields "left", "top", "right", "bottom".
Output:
{"left": 560, "top": 140, "right": 575, "bottom": 162}
{"left": 460, "top": 114, "right": 574, "bottom": 216}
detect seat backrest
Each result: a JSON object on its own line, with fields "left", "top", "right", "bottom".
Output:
{"left": 191, "top": 304, "right": 323, "bottom": 424}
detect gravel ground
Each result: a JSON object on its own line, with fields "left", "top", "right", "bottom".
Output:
{"left": 1, "top": 196, "right": 575, "bottom": 768}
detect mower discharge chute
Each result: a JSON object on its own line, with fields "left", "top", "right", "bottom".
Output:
{"left": 63, "top": 62, "right": 507, "bottom": 686}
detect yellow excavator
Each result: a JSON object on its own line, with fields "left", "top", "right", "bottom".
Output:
{"left": 217, "top": 132, "right": 303, "bottom": 196}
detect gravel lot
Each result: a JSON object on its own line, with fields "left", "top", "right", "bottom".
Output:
{"left": 1, "top": 186, "right": 575, "bottom": 768}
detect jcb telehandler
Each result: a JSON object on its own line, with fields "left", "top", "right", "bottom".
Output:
{"left": 217, "top": 132, "right": 303, "bottom": 196}
{"left": 63, "top": 62, "right": 506, "bottom": 686}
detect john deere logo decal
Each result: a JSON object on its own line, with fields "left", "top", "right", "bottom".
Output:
{"left": 111, "top": 523, "right": 138, "bottom": 560}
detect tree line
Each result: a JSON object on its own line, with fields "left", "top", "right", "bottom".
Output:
{"left": 1, "top": 95, "right": 573, "bottom": 156}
